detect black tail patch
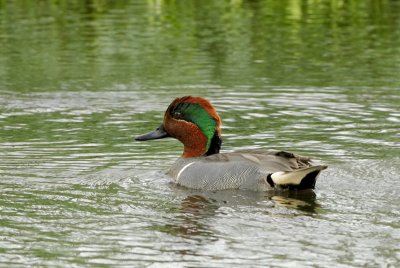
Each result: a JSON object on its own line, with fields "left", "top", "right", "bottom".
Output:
{"left": 295, "top": 170, "right": 319, "bottom": 190}
{"left": 276, "top": 170, "right": 320, "bottom": 190}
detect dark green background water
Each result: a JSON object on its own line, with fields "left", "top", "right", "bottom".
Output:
{"left": 1, "top": 1, "right": 399, "bottom": 267}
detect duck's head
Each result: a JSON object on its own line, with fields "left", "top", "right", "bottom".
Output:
{"left": 135, "top": 96, "right": 222, "bottom": 158}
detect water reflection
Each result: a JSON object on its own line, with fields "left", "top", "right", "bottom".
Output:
{"left": 149, "top": 195, "right": 218, "bottom": 240}
{"left": 180, "top": 195, "right": 218, "bottom": 218}
{"left": 1, "top": 0, "right": 400, "bottom": 91}
{"left": 152, "top": 188, "right": 320, "bottom": 240}
{"left": 269, "top": 190, "right": 319, "bottom": 213}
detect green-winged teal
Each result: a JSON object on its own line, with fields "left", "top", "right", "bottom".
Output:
{"left": 136, "top": 96, "right": 327, "bottom": 191}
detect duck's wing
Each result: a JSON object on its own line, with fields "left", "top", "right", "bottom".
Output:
{"left": 222, "top": 149, "right": 327, "bottom": 189}
{"left": 208, "top": 149, "right": 313, "bottom": 171}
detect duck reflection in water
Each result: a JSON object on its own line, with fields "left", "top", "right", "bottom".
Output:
{"left": 149, "top": 194, "right": 219, "bottom": 239}
{"left": 151, "top": 188, "right": 320, "bottom": 240}
{"left": 269, "top": 190, "right": 319, "bottom": 213}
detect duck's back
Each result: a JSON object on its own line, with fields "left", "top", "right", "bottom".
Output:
{"left": 167, "top": 149, "right": 325, "bottom": 191}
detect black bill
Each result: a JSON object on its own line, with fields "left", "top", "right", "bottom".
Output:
{"left": 135, "top": 124, "right": 170, "bottom": 141}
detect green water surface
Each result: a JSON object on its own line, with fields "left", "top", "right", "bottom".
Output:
{"left": 0, "top": 1, "right": 399, "bottom": 267}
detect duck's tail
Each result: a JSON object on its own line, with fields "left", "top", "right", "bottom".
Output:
{"left": 266, "top": 165, "right": 328, "bottom": 190}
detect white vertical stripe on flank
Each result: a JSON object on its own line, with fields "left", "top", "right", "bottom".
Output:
{"left": 176, "top": 162, "right": 196, "bottom": 183}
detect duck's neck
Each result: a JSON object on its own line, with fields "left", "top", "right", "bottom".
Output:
{"left": 182, "top": 131, "right": 222, "bottom": 158}
{"left": 205, "top": 132, "right": 222, "bottom": 156}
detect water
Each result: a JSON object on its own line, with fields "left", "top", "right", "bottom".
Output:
{"left": 1, "top": 1, "right": 399, "bottom": 267}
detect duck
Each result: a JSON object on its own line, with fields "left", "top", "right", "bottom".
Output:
{"left": 135, "top": 96, "right": 327, "bottom": 191}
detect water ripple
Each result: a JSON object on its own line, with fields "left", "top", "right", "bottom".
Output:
{"left": 1, "top": 87, "right": 399, "bottom": 267}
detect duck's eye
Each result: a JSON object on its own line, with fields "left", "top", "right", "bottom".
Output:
{"left": 172, "top": 111, "right": 182, "bottom": 119}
